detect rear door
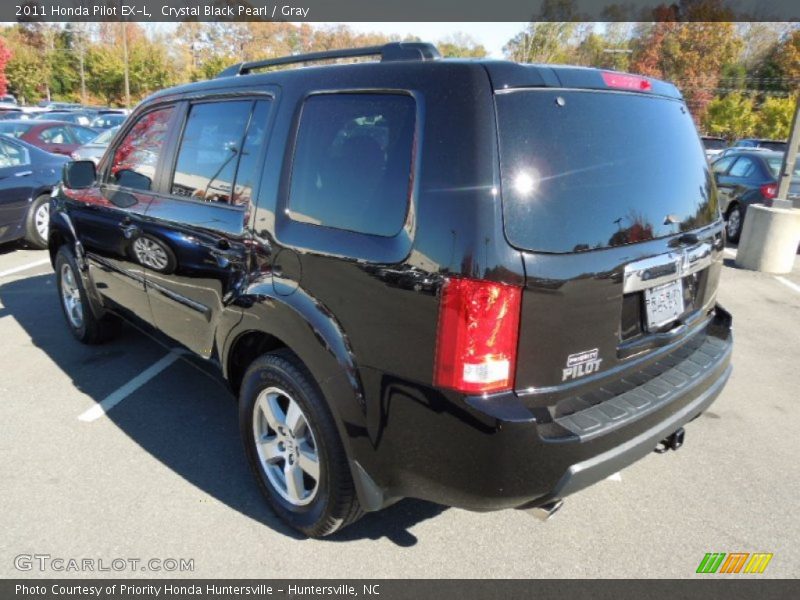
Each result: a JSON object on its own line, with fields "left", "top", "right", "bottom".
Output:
{"left": 141, "top": 98, "right": 271, "bottom": 358}
{"left": 494, "top": 86, "right": 724, "bottom": 403}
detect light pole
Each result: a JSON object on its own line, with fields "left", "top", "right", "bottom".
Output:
{"left": 774, "top": 98, "right": 800, "bottom": 210}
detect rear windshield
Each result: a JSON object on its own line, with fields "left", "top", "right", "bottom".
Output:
{"left": 496, "top": 90, "right": 717, "bottom": 253}
{"left": 766, "top": 156, "right": 800, "bottom": 178}
{"left": 758, "top": 141, "right": 787, "bottom": 152}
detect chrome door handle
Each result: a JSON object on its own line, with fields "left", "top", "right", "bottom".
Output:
{"left": 15, "top": 170, "right": 33, "bottom": 177}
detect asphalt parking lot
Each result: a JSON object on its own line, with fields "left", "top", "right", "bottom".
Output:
{"left": 0, "top": 240, "right": 798, "bottom": 579}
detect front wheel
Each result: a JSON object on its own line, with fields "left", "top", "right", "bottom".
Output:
{"left": 239, "top": 350, "right": 362, "bottom": 537}
{"left": 55, "top": 245, "right": 119, "bottom": 344}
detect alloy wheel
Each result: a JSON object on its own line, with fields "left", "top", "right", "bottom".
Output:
{"left": 60, "top": 263, "right": 84, "bottom": 329}
{"left": 252, "top": 386, "right": 321, "bottom": 506}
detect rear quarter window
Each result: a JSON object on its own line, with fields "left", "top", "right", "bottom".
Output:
{"left": 287, "top": 93, "right": 416, "bottom": 237}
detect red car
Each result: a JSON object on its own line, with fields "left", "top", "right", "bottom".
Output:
{"left": 0, "top": 119, "right": 98, "bottom": 156}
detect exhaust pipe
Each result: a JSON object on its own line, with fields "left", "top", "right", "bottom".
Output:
{"left": 522, "top": 499, "right": 564, "bottom": 522}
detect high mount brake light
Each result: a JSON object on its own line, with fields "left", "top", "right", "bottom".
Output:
{"left": 602, "top": 72, "right": 652, "bottom": 92}
{"left": 434, "top": 277, "right": 522, "bottom": 394}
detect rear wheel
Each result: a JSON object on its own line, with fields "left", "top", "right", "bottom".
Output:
{"left": 24, "top": 194, "right": 51, "bottom": 249}
{"left": 55, "top": 245, "right": 119, "bottom": 344}
{"left": 239, "top": 350, "right": 362, "bottom": 537}
{"left": 726, "top": 204, "right": 743, "bottom": 243}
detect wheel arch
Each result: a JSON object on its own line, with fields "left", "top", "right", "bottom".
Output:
{"left": 222, "top": 284, "right": 365, "bottom": 424}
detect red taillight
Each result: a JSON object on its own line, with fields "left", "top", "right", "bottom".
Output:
{"left": 760, "top": 183, "right": 778, "bottom": 199}
{"left": 434, "top": 277, "right": 522, "bottom": 394}
{"left": 601, "top": 71, "right": 652, "bottom": 92}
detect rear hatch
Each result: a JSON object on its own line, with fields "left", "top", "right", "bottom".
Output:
{"left": 493, "top": 72, "right": 725, "bottom": 409}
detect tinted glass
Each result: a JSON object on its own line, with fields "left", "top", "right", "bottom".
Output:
{"left": 288, "top": 94, "right": 415, "bottom": 237}
{"left": 0, "top": 122, "right": 32, "bottom": 137}
{"left": 0, "top": 138, "right": 28, "bottom": 167}
{"left": 71, "top": 126, "right": 97, "bottom": 144}
{"left": 496, "top": 90, "right": 716, "bottom": 253}
{"left": 39, "top": 126, "right": 72, "bottom": 144}
{"left": 712, "top": 156, "right": 735, "bottom": 174}
{"left": 702, "top": 138, "right": 727, "bottom": 150}
{"left": 171, "top": 101, "right": 252, "bottom": 202}
{"left": 110, "top": 106, "right": 174, "bottom": 191}
{"left": 93, "top": 126, "right": 119, "bottom": 145}
{"left": 759, "top": 141, "right": 786, "bottom": 152}
{"left": 232, "top": 100, "right": 270, "bottom": 206}
{"left": 766, "top": 156, "right": 800, "bottom": 178}
{"left": 728, "top": 157, "right": 756, "bottom": 178}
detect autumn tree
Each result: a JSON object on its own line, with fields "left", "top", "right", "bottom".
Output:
{"left": 630, "top": 22, "right": 742, "bottom": 122}
{"left": 0, "top": 36, "right": 10, "bottom": 97}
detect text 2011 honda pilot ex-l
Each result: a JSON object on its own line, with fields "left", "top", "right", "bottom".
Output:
{"left": 50, "top": 43, "right": 732, "bottom": 537}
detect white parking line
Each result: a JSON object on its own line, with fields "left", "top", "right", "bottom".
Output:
{"left": 723, "top": 248, "right": 737, "bottom": 258}
{"left": 775, "top": 276, "right": 800, "bottom": 295}
{"left": 0, "top": 258, "right": 50, "bottom": 279}
{"left": 78, "top": 350, "right": 184, "bottom": 422}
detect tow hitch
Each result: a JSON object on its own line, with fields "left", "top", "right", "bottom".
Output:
{"left": 654, "top": 427, "right": 685, "bottom": 454}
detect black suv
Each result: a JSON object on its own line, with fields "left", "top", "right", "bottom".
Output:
{"left": 50, "top": 43, "right": 732, "bottom": 537}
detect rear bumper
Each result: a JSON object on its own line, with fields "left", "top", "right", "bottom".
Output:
{"left": 529, "top": 360, "right": 730, "bottom": 507}
{"left": 353, "top": 304, "right": 732, "bottom": 512}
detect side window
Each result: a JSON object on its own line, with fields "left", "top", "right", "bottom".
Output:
{"left": 71, "top": 126, "right": 97, "bottom": 145}
{"left": 712, "top": 156, "right": 735, "bottom": 174}
{"left": 110, "top": 106, "right": 174, "bottom": 191}
{"left": 729, "top": 157, "right": 755, "bottom": 178}
{"left": 170, "top": 101, "right": 252, "bottom": 203}
{"left": 39, "top": 126, "right": 72, "bottom": 144}
{"left": 232, "top": 100, "right": 271, "bottom": 206}
{"left": 0, "top": 139, "right": 29, "bottom": 167}
{"left": 288, "top": 93, "right": 416, "bottom": 237}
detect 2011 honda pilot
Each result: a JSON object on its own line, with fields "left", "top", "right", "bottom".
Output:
{"left": 49, "top": 43, "right": 733, "bottom": 537}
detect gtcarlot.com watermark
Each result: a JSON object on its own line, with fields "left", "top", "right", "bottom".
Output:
{"left": 14, "top": 554, "right": 194, "bottom": 573}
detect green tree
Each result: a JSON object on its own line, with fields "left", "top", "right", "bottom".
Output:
{"left": 756, "top": 96, "right": 797, "bottom": 140}
{"left": 437, "top": 33, "right": 487, "bottom": 58}
{"left": 703, "top": 93, "right": 757, "bottom": 139}
{"left": 503, "top": 22, "right": 578, "bottom": 63}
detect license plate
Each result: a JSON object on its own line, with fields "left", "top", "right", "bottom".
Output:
{"left": 644, "top": 279, "right": 684, "bottom": 330}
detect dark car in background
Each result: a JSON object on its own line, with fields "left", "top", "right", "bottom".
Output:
{"left": 51, "top": 43, "right": 732, "bottom": 537}
{"left": 0, "top": 120, "right": 98, "bottom": 157}
{"left": 701, "top": 136, "right": 727, "bottom": 161}
{"left": 0, "top": 135, "right": 67, "bottom": 248}
{"left": 35, "top": 111, "right": 93, "bottom": 127}
{"left": 711, "top": 149, "right": 800, "bottom": 241}
{"left": 732, "top": 138, "right": 787, "bottom": 152}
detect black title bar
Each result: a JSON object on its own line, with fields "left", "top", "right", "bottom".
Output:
{"left": 7, "top": 0, "right": 800, "bottom": 22}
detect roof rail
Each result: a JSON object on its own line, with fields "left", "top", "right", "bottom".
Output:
{"left": 216, "top": 42, "right": 440, "bottom": 78}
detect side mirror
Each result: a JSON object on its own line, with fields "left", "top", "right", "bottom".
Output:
{"left": 63, "top": 160, "right": 96, "bottom": 189}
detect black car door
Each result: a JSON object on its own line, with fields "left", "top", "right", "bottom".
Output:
{"left": 64, "top": 105, "right": 179, "bottom": 323}
{"left": 0, "top": 137, "right": 34, "bottom": 242}
{"left": 141, "top": 98, "right": 271, "bottom": 358}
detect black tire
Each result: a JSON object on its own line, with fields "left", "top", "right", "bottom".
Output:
{"left": 725, "top": 203, "right": 743, "bottom": 243}
{"left": 239, "top": 349, "right": 363, "bottom": 537}
{"left": 54, "top": 245, "right": 120, "bottom": 344}
{"left": 24, "top": 194, "right": 51, "bottom": 250}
